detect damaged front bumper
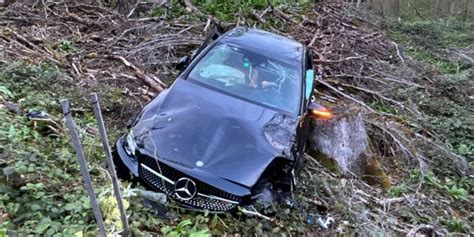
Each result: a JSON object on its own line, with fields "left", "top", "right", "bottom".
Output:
{"left": 113, "top": 136, "right": 252, "bottom": 212}
{"left": 113, "top": 136, "right": 139, "bottom": 177}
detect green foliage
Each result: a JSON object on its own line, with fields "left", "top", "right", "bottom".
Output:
{"left": 388, "top": 184, "right": 407, "bottom": 197}
{"left": 99, "top": 195, "right": 130, "bottom": 232}
{"left": 369, "top": 101, "right": 398, "bottom": 114}
{"left": 59, "top": 40, "right": 77, "bottom": 53}
{"left": 443, "top": 217, "right": 469, "bottom": 233}
{"left": 194, "top": 0, "right": 270, "bottom": 21}
{"left": 0, "top": 60, "right": 215, "bottom": 235}
{"left": 412, "top": 73, "right": 474, "bottom": 162}
{"left": 1, "top": 1, "right": 472, "bottom": 235}
{"left": 444, "top": 185, "right": 467, "bottom": 200}
{"left": 410, "top": 170, "right": 471, "bottom": 202}
{"left": 160, "top": 219, "right": 206, "bottom": 236}
{"left": 0, "top": 60, "right": 127, "bottom": 119}
{"left": 0, "top": 86, "right": 13, "bottom": 99}
{"left": 424, "top": 171, "right": 443, "bottom": 188}
{"left": 0, "top": 107, "right": 100, "bottom": 235}
{"left": 0, "top": 62, "right": 104, "bottom": 234}
{"left": 388, "top": 18, "right": 473, "bottom": 165}
{"left": 159, "top": 0, "right": 311, "bottom": 22}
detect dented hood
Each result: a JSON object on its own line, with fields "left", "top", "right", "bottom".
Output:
{"left": 132, "top": 79, "right": 298, "bottom": 188}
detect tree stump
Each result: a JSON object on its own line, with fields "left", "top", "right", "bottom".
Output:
{"left": 308, "top": 104, "right": 390, "bottom": 187}
{"left": 308, "top": 105, "right": 368, "bottom": 175}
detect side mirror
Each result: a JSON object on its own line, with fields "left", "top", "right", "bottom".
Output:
{"left": 175, "top": 55, "right": 190, "bottom": 71}
{"left": 308, "top": 102, "right": 333, "bottom": 119}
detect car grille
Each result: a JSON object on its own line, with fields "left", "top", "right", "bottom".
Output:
{"left": 138, "top": 155, "right": 241, "bottom": 212}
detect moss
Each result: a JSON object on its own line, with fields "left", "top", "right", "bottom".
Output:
{"left": 306, "top": 148, "right": 341, "bottom": 174}
{"left": 307, "top": 148, "right": 390, "bottom": 189}
{"left": 361, "top": 155, "right": 391, "bottom": 189}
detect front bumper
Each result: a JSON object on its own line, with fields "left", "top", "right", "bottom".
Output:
{"left": 113, "top": 136, "right": 139, "bottom": 177}
{"left": 113, "top": 136, "right": 251, "bottom": 212}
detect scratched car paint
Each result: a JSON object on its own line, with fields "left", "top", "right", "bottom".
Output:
{"left": 113, "top": 27, "right": 322, "bottom": 212}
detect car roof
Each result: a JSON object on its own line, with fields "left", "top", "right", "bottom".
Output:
{"left": 219, "top": 27, "right": 304, "bottom": 66}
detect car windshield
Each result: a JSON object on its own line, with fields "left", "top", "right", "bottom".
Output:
{"left": 187, "top": 43, "right": 302, "bottom": 114}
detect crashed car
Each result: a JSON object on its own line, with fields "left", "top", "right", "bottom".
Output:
{"left": 113, "top": 27, "right": 331, "bottom": 212}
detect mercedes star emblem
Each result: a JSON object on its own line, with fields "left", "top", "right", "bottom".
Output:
{"left": 174, "top": 177, "right": 197, "bottom": 201}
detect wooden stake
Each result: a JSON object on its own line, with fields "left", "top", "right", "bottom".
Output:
{"left": 61, "top": 99, "right": 107, "bottom": 237}
{"left": 89, "top": 93, "right": 130, "bottom": 236}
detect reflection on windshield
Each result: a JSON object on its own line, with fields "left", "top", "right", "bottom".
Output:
{"left": 188, "top": 43, "right": 301, "bottom": 114}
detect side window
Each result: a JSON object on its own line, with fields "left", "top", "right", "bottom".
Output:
{"left": 199, "top": 45, "right": 227, "bottom": 67}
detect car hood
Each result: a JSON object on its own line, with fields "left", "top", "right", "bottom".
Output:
{"left": 132, "top": 79, "right": 298, "bottom": 188}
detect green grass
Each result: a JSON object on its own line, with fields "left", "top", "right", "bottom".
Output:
{"left": 388, "top": 184, "right": 407, "bottom": 197}
{"left": 444, "top": 218, "right": 469, "bottom": 233}
{"left": 388, "top": 18, "right": 473, "bottom": 74}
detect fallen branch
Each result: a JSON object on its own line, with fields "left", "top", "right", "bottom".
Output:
{"left": 109, "top": 55, "right": 165, "bottom": 92}
{"left": 317, "top": 79, "right": 375, "bottom": 113}
{"left": 415, "top": 133, "right": 471, "bottom": 175}
{"left": 391, "top": 41, "right": 405, "bottom": 65}
{"left": 270, "top": 6, "right": 298, "bottom": 24}
{"left": 250, "top": 9, "right": 266, "bottom": 24}
{"left": 314, "top": 56, "right": 365, "bottom": 63}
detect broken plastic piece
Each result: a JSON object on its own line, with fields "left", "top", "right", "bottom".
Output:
{"left": 316, "top": 215, "right": 334, "bottom": 229}
{"left": 306, "top": 213, "right": 334, "bottom": 229}
{"left": 26, "top": 110, "right": 48, "bottom": 120}
{"left": 138, "top": 190, "right": 167, "bottom": 204}
{"left": 239, "top": 206, "right": 271, "bottom": 220}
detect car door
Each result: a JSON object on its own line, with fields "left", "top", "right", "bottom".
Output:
{"left": 293, "top": 49, "right": 315, "bottom": 174}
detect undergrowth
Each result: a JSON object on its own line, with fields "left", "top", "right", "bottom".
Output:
{"left": 0, "top": 62, "right": 223, "bottom": 235}
{"left": 386, "top": 18, "right": 474, "bottom": 163}
{"left": 388, "top": 18, "right": 474, "bottom": 74}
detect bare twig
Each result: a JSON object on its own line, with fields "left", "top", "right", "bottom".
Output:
{"left": 108, "top": 55, "right": 165, "bottom": 92}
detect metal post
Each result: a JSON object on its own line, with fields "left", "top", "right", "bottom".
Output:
{"left": 89, "top": 93, "right": 129, "bottom": 236}
{"left": 61, "top": 99, "right": 107, "bottom": 237}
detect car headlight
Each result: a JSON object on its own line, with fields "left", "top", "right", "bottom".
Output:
{"left": 125, "top": 130, "right": 137, "bottom": 158}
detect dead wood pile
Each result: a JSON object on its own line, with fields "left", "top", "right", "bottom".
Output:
{"left": 0, "top": 1, "right": 204, "bottom": 101}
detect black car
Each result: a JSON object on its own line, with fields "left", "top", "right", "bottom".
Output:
{"left": 113, "top": 27, "right": 331, "bottom": 212}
